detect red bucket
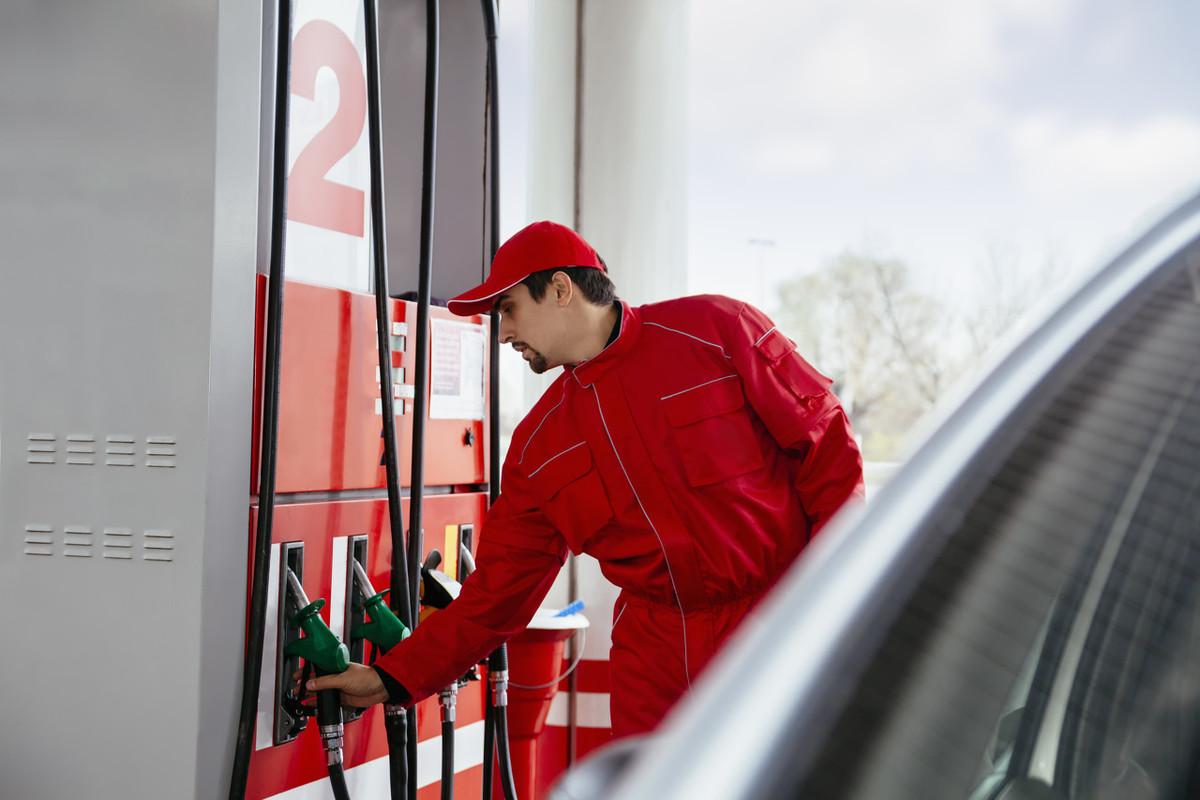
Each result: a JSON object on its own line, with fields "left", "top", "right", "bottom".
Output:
{"left": 497, "top": 609, "right": 587, "bottom": 799}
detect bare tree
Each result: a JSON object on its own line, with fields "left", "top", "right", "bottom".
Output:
{"left": 776, "top": 251, "right": 952, "bottom": 459}
{"left": 963, "top": 242, "right": 1066, "bottom": 361}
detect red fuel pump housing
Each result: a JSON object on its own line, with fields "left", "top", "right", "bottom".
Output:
{"left": 246, "top": 276, "right": 492, "bottom": 798}
{"left": 250, "top": 277, "right": 490, "bottom": 495}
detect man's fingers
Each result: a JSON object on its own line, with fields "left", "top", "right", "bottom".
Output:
{"left": 338, "top": 691, "right": 384, "bottom": 709}
{"left": 300, "top": 663, "right": 388, "bottom": 707}
{"left": 306, "top": 674, "right": 342, "bottom": 693}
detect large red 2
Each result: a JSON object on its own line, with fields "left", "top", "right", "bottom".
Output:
{"left": 288, "top": 20, "right": 367, "bottom": 237}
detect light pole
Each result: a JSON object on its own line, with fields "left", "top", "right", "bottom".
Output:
{"left": 747, "top": 237, "right": 776, "bottom": 310}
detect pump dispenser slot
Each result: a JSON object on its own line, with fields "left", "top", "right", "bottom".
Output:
{"left": 274, "top": 542, "right": 306, "bottom": 745}
{"left": 344, "top": 535, "right": 369, "bottom": 722}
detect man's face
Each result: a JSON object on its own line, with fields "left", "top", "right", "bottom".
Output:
{"left": 495, "top": 283, "right": 561, "bottom": 374}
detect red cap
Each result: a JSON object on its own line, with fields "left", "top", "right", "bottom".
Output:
{"left": 447, "top": 221, "right": 605, "bottom": 316}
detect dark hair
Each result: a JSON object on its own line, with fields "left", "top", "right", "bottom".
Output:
{"left": 522, "top": 264, "right": 617, "bottom": 306}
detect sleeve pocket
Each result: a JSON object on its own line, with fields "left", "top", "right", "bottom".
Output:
{"left": 526, "top": 443, "right": 613, "bottom": 553}
{"left": 752, "top": 328, "right": 839, "bottom": 445}
{"left": 755, "top": 329, "right": 833, "bottom": 392}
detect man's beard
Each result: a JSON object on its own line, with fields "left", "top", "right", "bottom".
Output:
{"left": 527, "top": 350, "right": 549, "bottom": 374}
{"left": 515, "top": 343, "right": 550, "bottom": 374}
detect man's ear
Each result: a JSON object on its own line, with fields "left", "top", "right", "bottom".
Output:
{"left": 552, "top": 271, "right": 573, "bottom": 306}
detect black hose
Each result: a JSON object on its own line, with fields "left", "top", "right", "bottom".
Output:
{"left": 407, "top": 0, "right": 440, "bottom": 796}
{"left": 484, "top": 645, "right": 518, "bottom": 800}
{"left": 228, "top": 0, "right": 293, "bottom": 796}
{"left": 480, "top": 3, "right": 502, "bottom": 795}
{"left": 315, "top": 678, "right": 352, "bottom": 800}
{"left": 385, "top": 708, "right": 409, "bottom": 799}
{"left": 493, "top": 708, "right": 519, "bottom": 800}
{"left": 441, "top": 716, "right": 455, "bottom": 800}
{"left": 410, "top": 0, "right": 439, "bottom": 640}
{"left": 327, "top": 763, "right": 352, "bottom": 800}
{"left": 363, "top": 0, "right": 411, "bottom": 644}
{"left": 365, "top": 0, "right": 413, "bottom": 790}
{"left": 404, "top": 686, "right": 419, "bottom": 800}
{"left": 480, "top": 0, "right": 500, "bottom": 507}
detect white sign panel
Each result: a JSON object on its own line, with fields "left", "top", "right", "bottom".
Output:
{"left": 284, "top": 0, "right": 372, "bottom": 293}
{"left": 430, "top": 320, "right": 485, "bottom": 420}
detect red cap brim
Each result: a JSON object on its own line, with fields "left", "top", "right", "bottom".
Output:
{"left": 446, "top": 275, "right": 526, "bottom": 317}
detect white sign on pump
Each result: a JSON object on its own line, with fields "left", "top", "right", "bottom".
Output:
{"left": 429, "top": 320, "right": 486, "bottom": 420}
{"left": 283, "top": 0, "right": 372, "bottom": 293}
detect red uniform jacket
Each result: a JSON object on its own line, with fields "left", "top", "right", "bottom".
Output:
{"left": 377, "top": 295, "right": 864, "bottom": 731}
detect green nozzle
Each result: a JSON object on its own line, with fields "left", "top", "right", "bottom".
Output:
{"left": 284, "top": 598, "right": 351, "bottom": 674}
{"left": 352, "top": 591, "right": 410, "bottom": 653}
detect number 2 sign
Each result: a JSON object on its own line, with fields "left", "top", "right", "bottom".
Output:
{"left": 284, "top": 2, "right": 372, "bottom": 292}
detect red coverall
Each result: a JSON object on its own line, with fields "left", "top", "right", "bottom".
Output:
{"left": 376, "top": 294, "right": 864, "bottom": 737}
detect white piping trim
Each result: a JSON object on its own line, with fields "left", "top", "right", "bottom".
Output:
{"left": 660, "top": 374, "right": 737, "bottom": 401}
{"left": 643, "top": 322, "right": 732, "bottom": 358}
{"left": 572, "top": 301, "right": 628, "bottom": 388}
{"left": 447, "top": 276, "right": 525, "bottom": 313}
{"left": 528, "top": 440, "right": 587, "bottom": 478}
{"left": 752, "top": 326, "right": 777, "bottom": 348}
{"left": 518, "top": 382, "right": 568, "bottom": 464}
{"left": 612, "top": 602, "right": 628, "bottom": 630}
{"left": 591, "top": 386, "right": 691, "bottom": 687}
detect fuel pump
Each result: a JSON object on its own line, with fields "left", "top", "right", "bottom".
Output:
{"left": 223, "top": 0, "right": 488, "bottom": 793}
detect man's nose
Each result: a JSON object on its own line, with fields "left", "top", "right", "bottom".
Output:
{"left": 498, "top": 319, "right": 515, "bottom": 344}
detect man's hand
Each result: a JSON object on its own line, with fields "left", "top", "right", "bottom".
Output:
{"left": 305, "top": 662, "right": 390, "bottom": 708}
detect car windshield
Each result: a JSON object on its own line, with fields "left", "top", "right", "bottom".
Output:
{"left": 794, "top": 241, "right": 1200, "bottom": 800}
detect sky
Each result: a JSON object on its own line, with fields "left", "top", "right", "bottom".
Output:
{"left": 492, "top": 0, "right": 1200, "bottom": 450}
{"left": 685, "top": 0, "right": 1200, "bottom": 313}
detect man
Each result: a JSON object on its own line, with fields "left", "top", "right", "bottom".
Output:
{"left": 308, "top": 220, "right": 864, "bottom": 737}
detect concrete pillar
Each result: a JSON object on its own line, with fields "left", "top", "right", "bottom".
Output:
{"left": 518, "top": 0, "right": 581, "bottom": 414}
{"left": 511, "top": 0, "right": 690, "bottom": 425}
{"left": 579, "top": 0, "right": 689, "bottom": 305}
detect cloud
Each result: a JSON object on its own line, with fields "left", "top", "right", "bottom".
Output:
{"left": 746, "top": 137, "right": 835, "bottom": 175}
{"left": 1011, "top": 114, "right": 1200, "bottom": 201}
{"left": 690, "top": 0, "right": 1080, "bottom": 177}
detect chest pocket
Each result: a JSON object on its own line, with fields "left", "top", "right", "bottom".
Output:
{"left": 662, "top": 375, "right": 764, "bottom": 487}
{"left": 526, "top": 442, "right": 613, "bottom": 554}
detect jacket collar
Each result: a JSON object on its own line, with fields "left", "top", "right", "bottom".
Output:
{"left": 566, "top": 300, "right": 639, "bottom": 388}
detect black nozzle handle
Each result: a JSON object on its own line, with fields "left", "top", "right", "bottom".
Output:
{"left": 315, "top": 676, "right": 346, "bottom": 775}
{"left": 316, "top": 685, "right": 343, "bottom": 729}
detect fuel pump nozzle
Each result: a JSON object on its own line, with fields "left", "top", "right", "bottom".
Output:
{"left": 347, "top": 556, "right": 411, "bottom": 799}
{"left": 282, "top": 568, "right": 352, "bottom": 800}
{"left": 350, "top": 559, "right": 410, "bottom": 653}
{"left": 420, "top": 552, "right": 462, "bottom": 616}
{"left": 285, "top": 569, "right": 351, "bottom": 676}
